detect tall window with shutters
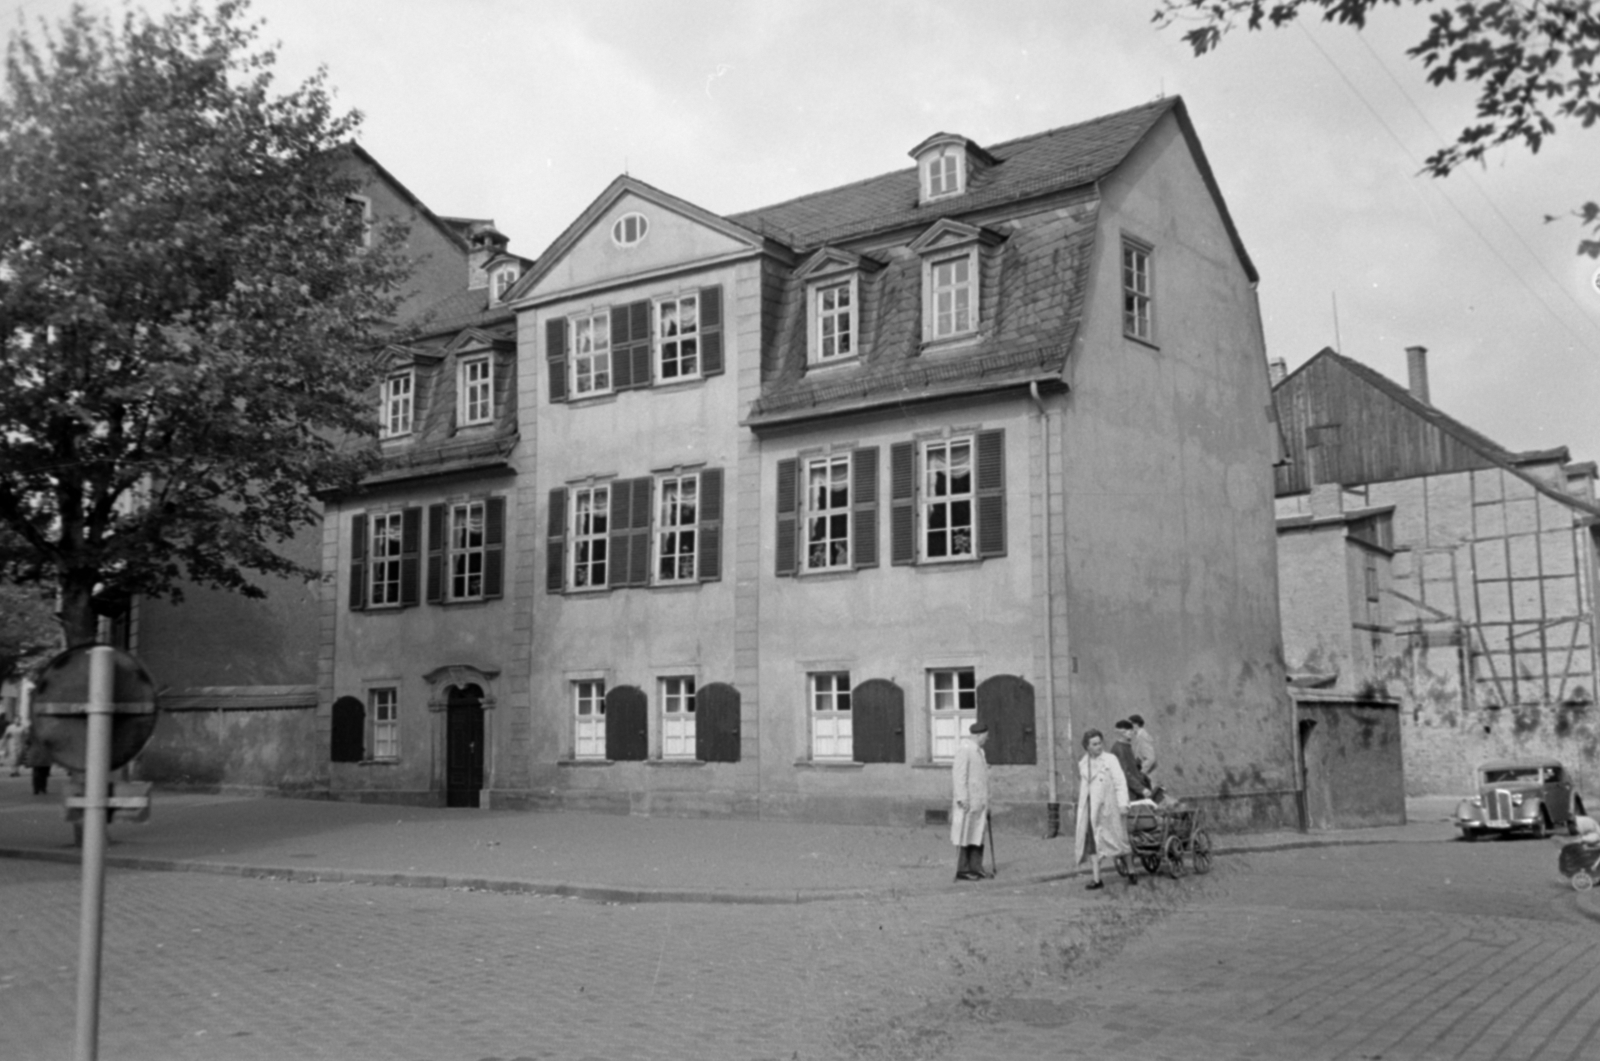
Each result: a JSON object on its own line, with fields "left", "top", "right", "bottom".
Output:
{"left": 424, "top": 497, "right": 505, "bottom": 605}
{"left": 548, "top": 470, "right": 722, "bottom": 592}
{"left": 369, "top": 687, "right": 399, "bottom": 761}
{"left": 890, "top": 430, "right": 1005, "bottom": 566}
{"left": 775, "top": 448, "right": 878, "bottom": 576}
{"left": 369, "top": 513, "right": 407, "bottom": 606}
{"left": 545, "top": 286, "right": 723, "bottom": 404}
{"left": 655, "top": 473, "right": 698, "bottom": 583}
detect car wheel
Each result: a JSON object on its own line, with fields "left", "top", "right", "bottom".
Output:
{"left": 1460, "top": 828, "right": 1480, "bottom": 842}
{"left": 1573, "top": 870, "right": 1594, "bottom": 892}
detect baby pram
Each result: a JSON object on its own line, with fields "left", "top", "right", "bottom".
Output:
{"left": 1558, "top": 841, "right": 1600, "bottom": 891}
{"left": 1117, "top": 800, "right": 1213, "bottom": 879}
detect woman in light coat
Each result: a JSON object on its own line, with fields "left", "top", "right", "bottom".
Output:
{"left": 1074, "top": 728, "right": 1130, "bottom": 890}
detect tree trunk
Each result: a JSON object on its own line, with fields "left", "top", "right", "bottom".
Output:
{"left": 58, "top": 577, "right": 98, "bottom": 646}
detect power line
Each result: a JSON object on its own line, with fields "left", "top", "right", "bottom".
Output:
{"left": 1296, "top": 20, "right": 1600, "bottom": 350}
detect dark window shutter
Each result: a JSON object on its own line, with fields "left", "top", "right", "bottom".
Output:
{"left": 890, "top": 441, "right": 916, "bottom": 565}
{"left": 976, "top": 674, "right": 1035, "bottom": 765}
{"left": 852, "top": 446, "right": 879, "bottom": 569}
{"left": 775, "top": 458, "right": 798, "bottom": 576}
{"left": 976, "top": 429, "right": 1006, "bottom": 558}
{"left": 614, "top": 300, "right": 652, "bottom": 392}
{"left": 605, "top": 685, "right": 648, "bottom": 761}
{"left": 695, "top": 681, "right": 741, "bottom": 762}
{"left": 628, "top": 477, "right": 652, "bottom": 586}
{"left": 331, "top": 696, "right": 365, "bottom": 762}
{"left": 349, "top": 513, "right": 367, "bottom": 610}
{"left": 484, "top": 496, "right": 506, "bottom": 599}
{"left": 546, "top": 317, "right": 567, "bottom": 403}
{"left": 426, "top": 504, "right": 445, "bottom": 603}
{"left": 546, "top": 488, "right": 567, "bottom": 593}
{"left": 609, "top": 477, "right": 652, "bottom": 587}
{"left": 698, "top": 467, "right": 723, "bottom": 582}
{"left": 699, "top": 285, "right": 724, "bottom": 377}
{"left": 851, "top": 679, "right": 905, "bottom": 764}
{"left": 399, "top": 507, "right": 421, "bottom": 607}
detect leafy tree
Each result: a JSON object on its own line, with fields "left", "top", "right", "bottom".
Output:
{"left": 0, "top": 580, "right": 57, "bottom": 684}
{"left": 1154, "top": 0, "right": 1600, "bottom": 254}
{"left": 0, "top": 1, "right": 410, "bottom": 644}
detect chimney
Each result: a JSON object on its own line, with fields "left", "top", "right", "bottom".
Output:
{"left": 1406, "top": 346, "right": 1430, "bottom": 405}
{"left": 1268, "top": 358, "right": 1287, "bottom": 387}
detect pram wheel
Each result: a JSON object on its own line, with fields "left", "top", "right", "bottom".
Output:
{"left": 1112, "top": 854, "right": 1130, "bottom": 878}
{"left": 1140, "top": 853, "right": 1161, "bottom": 874}
{"left": 1573, "top": 870, "right": 1594, "bottom": 892}
{"left": 1191, "top": 829, "right": 1213, "bottom": 874}
{"left": 1163, "top": 835, "right": 1188, "bottom": 878}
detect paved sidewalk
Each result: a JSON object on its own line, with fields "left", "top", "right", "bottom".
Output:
{"left": 0, "top": 775, "right": 1510, "bottom": 904}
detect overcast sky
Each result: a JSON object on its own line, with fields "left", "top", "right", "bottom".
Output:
{"left": 9, "top": 0, "right": 1600, "bottom": 467}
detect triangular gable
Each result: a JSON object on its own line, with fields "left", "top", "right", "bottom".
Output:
{"left": 793, "top": 247, "right": 884, "bottom": 282}
{"left": 379, "top": 344, "right": 443, "bottom": 371}
{"left": 443, "top": 327, "right": 510, "bottom": 355}
{"left": 906, "top": 219, "right": 1004, "bottom": 255}
{"left": 510, "top": 176, "right": 775, "bottom": 304}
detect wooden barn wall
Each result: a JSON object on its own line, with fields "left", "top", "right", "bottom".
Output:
{"left": 1274, "top": 358, "right": 1499, "bottom": 496}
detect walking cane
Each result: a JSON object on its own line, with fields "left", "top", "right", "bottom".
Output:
{"left": 985, "top": 817, "right": 997, "bottom": 878}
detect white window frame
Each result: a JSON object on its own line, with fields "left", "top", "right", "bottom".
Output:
{"left": 927, "top": 251, "right": 977, "bottom": 342}
{"left": 612, "top": 212, "right": 649, "bottom": 247}
{"left": 381, "top": 371, "right": 414, "bottom": 438}
{"left": 929, "top": 668, "right": 976, "bottom": 763}
{"left": 369, "top": 687, "right": 399, "bottom": 761}
{"left": 491, "top": 266, "right": 518, "bottom": 304}
{"left": 448, "top": 500, "right": 487, "bottom": 601}
{"left": 655, "top": 293, "right": 702, "bottom": 382}
{"left": 808, "top": 277, "right": 857, "bottom": 364}
{"left": 654, "top": 472, "right": 698, "bottom": 584}
{"left": 803, "top": 454, "right": 851, "bottom": 572}
{"left": 569, "top": 484, "right": 610, "bottom": 591}
{"left": 1122, "top": 240, "right": 1153, "bottom": 343}
{"left": 660, "top": 676, "right": 696, "bottom": 759}
{"left": 810, "top": 672, "right": 853, "bottom": 761}
{"left": 920, "top": 436, "right": 976, "bottom": 562}
{"left": 570, "top": 311, "right": 613, "bottom": 397}
{"left": 574, "top": 680, "right": 606, "bottom": 760}
{"left": 459, "top": 356, "right": 493, "bottom": 426}
{"left": 922, "top": 151, "right": 963, "bottom": 202}
{"left": 369, "top": 511, "right": 406, "bottom": 607}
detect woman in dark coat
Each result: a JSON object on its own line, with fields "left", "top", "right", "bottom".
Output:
{"left": 22, "top": 725, "right": 51, "bottom": 795}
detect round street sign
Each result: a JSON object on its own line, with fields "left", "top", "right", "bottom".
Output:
{"left": 30, "top": 645, "right": 160, "bottom": 772}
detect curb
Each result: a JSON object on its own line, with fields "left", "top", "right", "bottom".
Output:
{"left": 0, "top": 835, "right": 1362, "bottom": 906}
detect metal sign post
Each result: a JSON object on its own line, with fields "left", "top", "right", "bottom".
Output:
{"left": 74, "top": 646, "right": 113, "bottom": 1061}
{"left": 30, "top": 644, "right": 158, "bottom": 1061}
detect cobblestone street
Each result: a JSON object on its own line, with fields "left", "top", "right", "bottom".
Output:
{"left": 2, "top": 827, "right": 1594, "bottom": 1061}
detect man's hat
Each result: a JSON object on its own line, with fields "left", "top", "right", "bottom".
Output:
{"left": 969, "top": 722, "right": 989, "bottom": 734}
{"left": 1129, "top": 714, "right": 1145, "bottom": 726}
{"left": 1114, "top": 719, "right": 1133, "bottom": 731}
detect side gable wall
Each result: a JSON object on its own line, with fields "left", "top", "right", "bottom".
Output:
{"left": 1066, "top": 109, "right": 1293, "bottom": 813}
{"left": 1274, "top": 357, "right": 1500, "bottom": 495}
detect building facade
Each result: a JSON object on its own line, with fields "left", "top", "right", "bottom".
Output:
{"left": 336, "top": 96, "right": 1291, "bottom": 828}
{"left": 1274, "top": 347, "right": 1600, "bottom": 798}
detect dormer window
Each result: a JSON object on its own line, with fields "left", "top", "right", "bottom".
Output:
{"left": 380, "top": 371, "right": 413, "bottom": 438}
{"left": 459, "top": 355, "right": 493, "bottom": 426}
{"left": 612, "top": 212, "right": 649, "bottom": 247}
{"left": 796, "top": 247, "right": 880, "bottom": 367}
{"left": 910, "top": 133, "right": 996, "bottom": 207}
{"left": 490, "top": 265, "right": 519, "bottom": 304}
{"left": 909, "top": 220, "right": 1003, "bottom": 346}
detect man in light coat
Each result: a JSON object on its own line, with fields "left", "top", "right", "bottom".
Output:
{"left": 951, "top": 721, "right": 991, "bottom": 881}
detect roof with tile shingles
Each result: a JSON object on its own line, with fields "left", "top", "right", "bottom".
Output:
{"left": 739, "top": 99, "right": 1207, "bottom": 424}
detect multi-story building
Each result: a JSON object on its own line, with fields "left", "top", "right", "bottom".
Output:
{"left": 1274, "top": 346, "right": 1600, "bottom": 797}
{"left": 313, "top": 96, "right": 1289, "bottom": 827}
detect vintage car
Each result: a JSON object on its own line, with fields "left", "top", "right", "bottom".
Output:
{"left": 1455, "top": 759, "right": 1587, "bottom": 840}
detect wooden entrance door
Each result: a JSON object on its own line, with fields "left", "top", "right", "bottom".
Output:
{"left": 446, "top": 683, "right": 485, "bottom": 808}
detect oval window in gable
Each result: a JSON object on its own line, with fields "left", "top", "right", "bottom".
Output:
{"left": 612, "top": 212, "right": 649, "bottom": 247}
